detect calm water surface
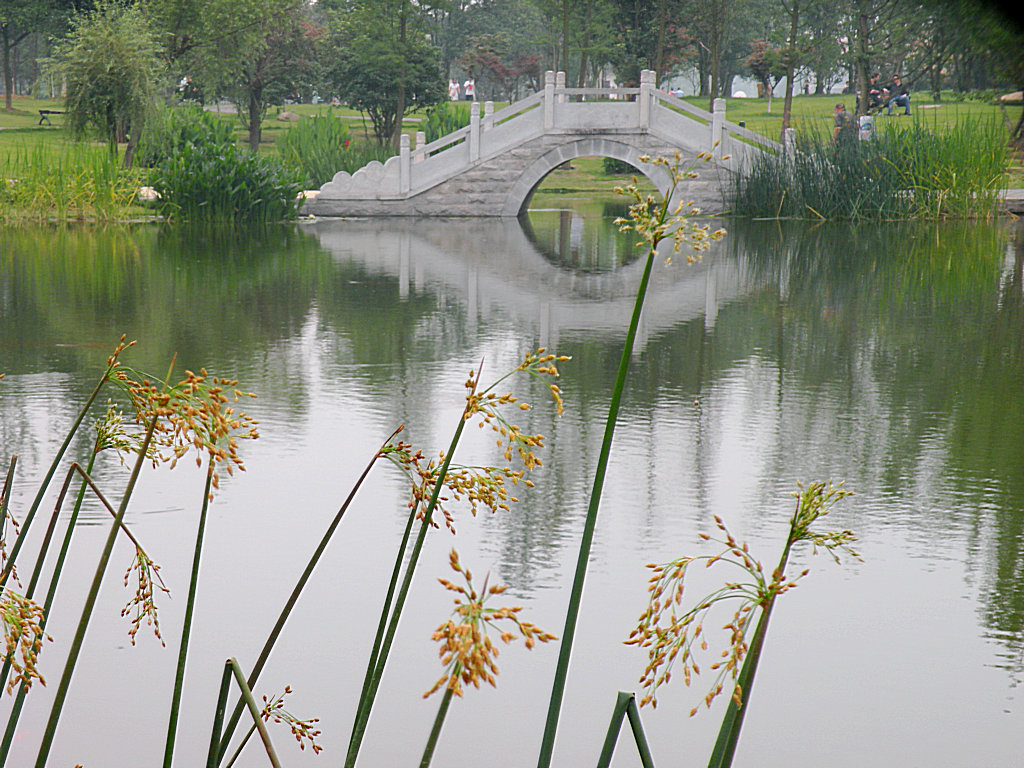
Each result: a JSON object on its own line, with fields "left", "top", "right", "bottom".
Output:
{"left": 0, "top": 208, "right": 1022, "bottom": 768}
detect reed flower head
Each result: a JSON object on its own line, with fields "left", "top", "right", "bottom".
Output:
{"left": 627, "top": 481, "right": 857, "bottom": 712}
{"left": 1, "top": 588, "right": 50, "bottom": 694}
{"left": 614, "top": 152, "right": 726, "bottom": 265}
{"left": 425, "top": 548, "right": 556, "bottom": 698}
{"left": 380, "top": 349, "right": 568, "bottom": 532}
{"left": 121, "top": 548, "right": 170, "bottom": 646}
{"left": 261, "top": 686, "right": 323, "bottom": 755}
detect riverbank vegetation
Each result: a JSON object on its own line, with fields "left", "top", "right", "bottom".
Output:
{"left": 730, "top": 116, "right": 1010, "bottom": 220}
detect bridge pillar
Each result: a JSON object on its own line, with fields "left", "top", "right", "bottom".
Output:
{"left": 400, "top": 133, "right": 411, "bottom": 192}
{"left": 639, "top": 69, "right": 655, "bottom": 128}
{"left": 544, "top": 70, "right": 555, "bottom": 129}
{"left": 483, "top": 101, "right": 494, "bottom": 131}
{"left": 414, "top": 131, "right": 425, "bottom": 163}
{"left": 469, "top": 101, "right": 481, "bottom": 162}
{"left": 783, "top": 127, "right": 796, "bottom": 157}
{"left": 711, "top": 97, "right": 725, "bottom": 153}
{"left": 555, "top": 71, "right": 566, "bottom": 103}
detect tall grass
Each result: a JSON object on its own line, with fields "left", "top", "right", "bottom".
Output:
{"left": 276, "top": 110, "right": 396, "bottom": 187}
{"left": 731, "top": 116, "right": 1009, "bottom": 220}
{"left": 422, "top": 102, "right": 470, "bottom": 145}
{"left": 150, "top": 140, "right": 302, "bottom": 223}
{"left": 0, "top": 140, "right": 139, "bottom": 222}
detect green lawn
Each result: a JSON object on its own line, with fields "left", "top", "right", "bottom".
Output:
{"left": 3, "top": 91, "right": 1020, "bottom": 182}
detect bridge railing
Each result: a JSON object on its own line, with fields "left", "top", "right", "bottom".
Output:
{"left": 322, "top": 69, "right": 780, "bottom": 200}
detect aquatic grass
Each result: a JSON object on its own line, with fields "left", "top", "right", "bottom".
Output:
{"left": 537, "top": 153, "right": 725, "bottom": 768}
{"left": 276, "top": 110, "right": 353, "bottom": 188}
{"left": 625, "top": 481, "right": 858, "bottom": 768}
{"left": 345, "top": 351, "right": 567, "bottom": 768}
{"left": 422, "top": 102, "right": 470, "bottom": 146}
{"left": 221, "top": 686, "right": 322, "bottom": 768}
{"left": 0, "top": 140, "right": 139, "bottom": 222}
{"left": 596, "top": 691, "right": 655, "bottom": 768}
{"left": 206, "top": 658, "right": 284, "bottom": 768}
{"left": 419, "top": 548, "right": 555, "bottom": 768}
{"left": 731, "top": 116, "right": 1009, "bottom": 220}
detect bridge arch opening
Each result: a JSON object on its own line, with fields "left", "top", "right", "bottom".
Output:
{"left": 503, "top": 139, "right": 673, "bottom": 217}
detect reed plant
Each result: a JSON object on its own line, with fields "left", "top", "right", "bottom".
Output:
{"left": 277, "top": 110, "right": 354, "bottom": 187}
{"left": 537, "top": 153, "right": 726, "bottom": 768}
{"left": 419, "top": 548, "right": 555, "bottom": 768}
{"left": 626, "top": 481, "right": 858, "bottom": 767}
{"left": 731, "top": 116, "right": 1009, "bottom": 220}
{"left": 0, "top": 140, "right": 140, "bottom": 222}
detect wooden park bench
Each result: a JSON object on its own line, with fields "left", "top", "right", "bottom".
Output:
{"left": 38, "top": 109, "right": 65, "bottom": 126}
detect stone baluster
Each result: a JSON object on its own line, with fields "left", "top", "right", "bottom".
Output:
{"left": 783, "top": 127, "right": 795, "bottom": 159}
{"left": 711, "top": 97, "right": 725, "bottom": 154}
{"left": 483, "top": 101, "right": 494, "bottom": 131}
{"left": 469, "top": 101, "right": 481, "bottom": 162}
{"left": 544, "top": 70, "right": 555, "bottom": 130}
{"left": 555, "top": 70, "right": 566, "bottom": 104}
{"left": 400, "top": 132, "right": 410, "bottom": 193}
{"left": 414, "top": 130, "right": 426, "bottom": 163}
{"left": 639, "top": 69, "right": 654, "bottom": 129}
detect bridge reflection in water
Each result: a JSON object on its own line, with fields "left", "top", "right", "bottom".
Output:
{"left": 301, "top": 211, "right": 753, "bottom": 352}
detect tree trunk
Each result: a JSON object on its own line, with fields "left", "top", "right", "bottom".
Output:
{"left": 2, "top": 27, "right": 14, "bottom": 112}
{"left": 854, "top": 0, "right": 871, "bottom": 117}
{"left": 653, "top": 0, "right": 669, "bottom": 84}
{"left": 781, "top": 0, "right": 799, "bottom": 141}
{"left": 248, "top": 85, "right": 262, "bottom": 151}
{"left": 392, "top": 2, "right": 408, "bottom": 151}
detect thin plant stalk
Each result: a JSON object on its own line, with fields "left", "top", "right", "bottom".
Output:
{"left": 706, "top": 540, "right": 791, "bottom": 768}
{"left": 214, "top": 426, "right": 402, "bottom": 764}
{"left": 537, "top": 154, "right": 722, "bottom": 767}
{"left": 345, "top": 497, "right": 418, "bottom": 759}
{"left": 207, "top": 658, "right": 281, "bottom": 768}
{"left": 344, "top": 415, "right": 471, "bottom": 768}
{"left": 597, "top": 692, "right": 656, "bottom": 768}
{"left": 0, "top": 456, "right": 96, "bottom": 765}
{"left": 33, "top": 416, "right": 159, "bottom": 768}
{"left": 536, "top": 242, "right": 656, "bottom": 768}
{"left": 0, "top": 371, "right": 109, "bottom": 589}
{"left": 163, "top": 462, "right": 215, "bottom": 768}
{"left": 419, "top": 666, "right": 458, "bottom": 768}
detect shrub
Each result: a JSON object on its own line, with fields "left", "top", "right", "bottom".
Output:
{"left": 151, "top": 141, "right": 302, "bottom": 223}
{"left": 601, "top": 157, "right": 637, "bottom": 175}
{"left": 135, "top": 104, "right": 234, "bottom": 169}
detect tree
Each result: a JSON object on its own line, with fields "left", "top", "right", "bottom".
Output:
{"left": 745, "top": 40, "right": 784, "bottom": 108}
{"left": 0, "top": 0, "right": 58, "bottom": 110}
{"left": 184, "top": 0, "right": 320, "bottom": 151}
{"left": 327, "top": 0, "right": 445, "bottom": 149}
{"left": 48, "top": 1, "right": 160, "bottom": 167}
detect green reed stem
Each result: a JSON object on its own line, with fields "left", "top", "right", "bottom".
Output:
{"left": 33, "top": 416, "right": 158, "bottom": 768}
{"left": 597, "top": 691, "right": 656, "bottom": 768}
{"left": 223, "top": 724, "right": 258, "bottom": 768}
{"left": 0, "top": 370, "right": 109, "bottom": 589}
{"left": 207, "top": 661, "right": 235, "bottom": 768}
{"left": 1, "top": 455, "right": 95, "bottom": 765}
{"left": 707, "top": 536, "right": 793, "bottom": 768}
{"left": 537, "top": 238, "right": 659, "bottom": 768}
{"left": 419, "top": 670, "right": 457, "bottom": 768}
{"left": 346, "top": 500, "right": 418, "bottom": 759}
{"left": 163, "top": 462, "right": 216, "bottom": 768}
{"left": 214, "top": 427, "right": 401, "bottom": 765}
{"left": 345, "top": 415, "right": 471, "bottom": 768}
{"left": 0, "top": 455, "right": 15, "bottom": 541}
{"left": 207, "top": 658, "right": 281, "bottom": 768}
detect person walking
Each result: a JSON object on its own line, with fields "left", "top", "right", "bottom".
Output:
{"left": 448, "top": 78, "right": 460, "bottom": 101}
{"left": 463, "top": 77, "right": 475, "bottom": 101}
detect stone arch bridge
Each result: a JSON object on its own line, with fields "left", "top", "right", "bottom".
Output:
{"left": 303, "top": 70, "right": 782, "bottom": 218}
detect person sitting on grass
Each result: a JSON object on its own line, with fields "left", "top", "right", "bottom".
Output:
{"left": 833, "top": 102, "right": 856, "bottom": 145}
{"left": 886, "top": 74, "right": 911, "bottom": 116}
{"left": 867, "top": 73, "right": 885, "bottom": 113}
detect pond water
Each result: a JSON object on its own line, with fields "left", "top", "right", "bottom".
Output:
{"left": 0, "top": 206, "right": 1022, "bottom": 768}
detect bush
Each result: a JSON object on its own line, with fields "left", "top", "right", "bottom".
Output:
{"left": 422, "top": 102, "right": 470, "bottom": 145}
{"left": 602, "top": 157, "right": 638, "bottom": 175}
{"left": 136, "top": 104, "right": 235, "bottom": 169}
{"left": 151, "top": 141, "right": 302, "bottom": 223}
